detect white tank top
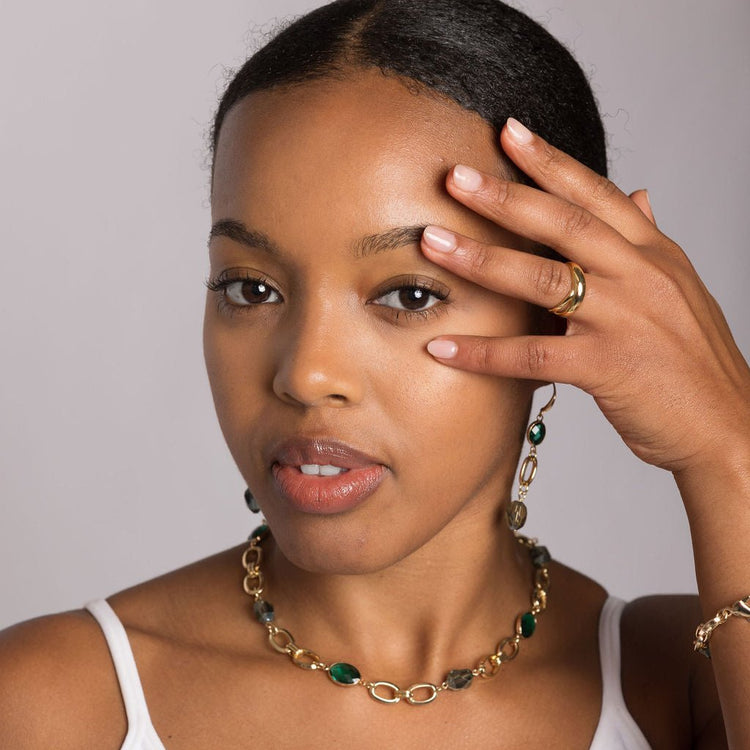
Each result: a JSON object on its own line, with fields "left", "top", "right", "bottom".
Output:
{"left": 86, "top": 595, "right": 651, "bottom": 749}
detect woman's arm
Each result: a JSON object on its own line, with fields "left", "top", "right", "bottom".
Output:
{"left": 676, "top": 459, "right": 750, "bottom": 748}
{"left": 419, "top": 118, "right": 750, "bottom": 746}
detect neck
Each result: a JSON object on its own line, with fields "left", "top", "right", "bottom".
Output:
{"left": 259, "top": 507, "right": 539, "bottom": 687}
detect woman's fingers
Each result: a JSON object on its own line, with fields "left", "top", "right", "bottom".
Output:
{"left": 629, "top": 189, "right": 658, "bottom": 227}
{"left": 419, "top": 118, "right": 750, "bottom": 474}
{"left": 422, "top": 226, "right": 609, "bottom": 319}
{"left": 425, "top": 333, "right": 593, "bottom": 388}
{"left": 445, "top": 165, "right": 634, "bottom": 274}
{"left": 499, "top": 118, "right": 661, "bottom": 247}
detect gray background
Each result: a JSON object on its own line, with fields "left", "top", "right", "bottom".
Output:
{"left": 1, "top": 0, "right": 748, "bottom": 629}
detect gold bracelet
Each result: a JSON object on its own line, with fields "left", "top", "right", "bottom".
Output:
{"left": 693, "top": 595, "right": 750, "bottom": 658}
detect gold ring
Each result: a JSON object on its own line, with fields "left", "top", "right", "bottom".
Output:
{"left": 548, "top": 262, "right": 586, "bottom": 317}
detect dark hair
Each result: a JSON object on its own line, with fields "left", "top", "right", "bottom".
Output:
{"left": 211, "top": 0, "right": 607, "bottom": 178}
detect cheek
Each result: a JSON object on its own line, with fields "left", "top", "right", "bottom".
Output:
{"left": 373, "top": 340, "right": 527, "bottom": 466}
{"left": 202, "top": 303, "right": 268, "bottom": 440}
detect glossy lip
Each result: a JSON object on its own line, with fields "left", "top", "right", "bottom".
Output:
{"left": 267, "top": 437, "right": 390, "bottom": 515}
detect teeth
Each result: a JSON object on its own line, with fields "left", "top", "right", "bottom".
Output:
{"left": 299, "top": 464, "right": 348, "bottom": 476}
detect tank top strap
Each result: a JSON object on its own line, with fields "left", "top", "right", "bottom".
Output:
{"left": 589, "top": 596, "right": 652, "bottom": 749}
{"left": 85, "top": 599, "right": 166, "bottom": 750}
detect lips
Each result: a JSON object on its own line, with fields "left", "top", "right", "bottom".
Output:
{"left": 268, "top": 437, "right": 389, "bottom": 515}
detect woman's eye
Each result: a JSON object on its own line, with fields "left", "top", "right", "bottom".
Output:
{"left": 224, "top": 279, "right": 281, "bottom": 306}
{"left": 374, "top": 286, "right": 443, "bottom": 312}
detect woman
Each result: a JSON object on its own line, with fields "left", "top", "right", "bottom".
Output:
{"left": 1, "top": 0, "right": 748, "bottom": 747}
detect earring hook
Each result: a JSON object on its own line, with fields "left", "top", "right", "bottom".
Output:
{"left": 538, "top": 383, "right": 557, "bottom": 415}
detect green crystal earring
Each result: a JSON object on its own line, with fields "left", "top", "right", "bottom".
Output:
{"left": 507, "top": 384, "right": 557, "bottom": 531}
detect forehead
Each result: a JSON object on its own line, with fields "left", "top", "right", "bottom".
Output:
{"left": 211, "top": 69, "right": 509, "bottom": 242}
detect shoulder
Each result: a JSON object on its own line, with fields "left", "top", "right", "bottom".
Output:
{"left": 620, "top": 594, "right": 726, "bottom": 749}
{"left": 0, "top": 608, "right": 126, "bottom": 749}
{"left": 0, "top": 546, "right": 246, "bottom": 750}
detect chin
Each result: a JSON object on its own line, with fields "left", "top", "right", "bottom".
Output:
{"left": 263, "top": 510, "right": 425, "bottom": 577}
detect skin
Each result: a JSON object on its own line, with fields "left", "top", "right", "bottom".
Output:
{"left": 0, "top": 68, "right": 744, "bottom": 748}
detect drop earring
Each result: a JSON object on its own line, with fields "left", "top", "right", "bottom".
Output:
{"left": 244, "top": 488, "right": 261, "bottom": 514}
{"left": 507, "top": 384, "right": 556, "bottom": 531}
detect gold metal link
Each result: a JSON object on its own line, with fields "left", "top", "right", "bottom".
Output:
{"left": 496, "top": 636, "right": 520, "bottom": 663}
{"left": 268, "top": 626, "right": 295, "bottom": 654}
{"left": 476, "top": 654, "right": 502, "bottom": 679}
{"left": 290, "top": 648, "right": 326, "bottom": 670}
{"left": 694, "top": 595, "right": 750, "bottom": 657}
{"left": 241, "top": 545, "right": 262, "bottom": 570}
{"left": 519, "top": 454, "right": 538, "bottom": 485}
{"left": 516, "top": 534, "right": 538, "bottom": 551}
{"left": 403, "top": 683, "right": 439, "bottom": 705}
{"left": 243, "top": 571, "right": 265, "bottom": 597}
{"left": 368, "top": 681, "right": 402, "bottom": 704}
{"left": 535, "top": 568, "right": 550, "bottom": 587}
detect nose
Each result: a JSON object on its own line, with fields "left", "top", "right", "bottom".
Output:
{"left": 272, "top": 299, "right": 364, "bottom": 408}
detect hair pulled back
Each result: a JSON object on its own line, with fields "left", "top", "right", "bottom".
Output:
{"left": 212, "top": 0, "right": 607, "bottom": 178}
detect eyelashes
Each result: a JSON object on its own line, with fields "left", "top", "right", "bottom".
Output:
{"left": 370, "top": 275, "right": 450, "bottom": 321}
{"left": 205, "top": 270, "right": 451, "bottom": 322}
{"left": 205, "top": 270, "right": 279, "bottom": 317}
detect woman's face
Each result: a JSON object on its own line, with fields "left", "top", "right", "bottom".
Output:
{"left": 206, "top": 69, "right": 536, "bottom": 574}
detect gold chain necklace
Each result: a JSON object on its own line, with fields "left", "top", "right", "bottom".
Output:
{"left": 242, "top": 524, "right": 551, "bottom": 706}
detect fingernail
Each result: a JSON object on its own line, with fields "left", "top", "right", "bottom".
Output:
{"left": 643, "top": 189, "right": 653, "bottom": 212}
{"left": 506, "top": 117, "right": 534, "bottom": 145}
{"left": 422, "top": 225, "right": 456, "bottom": 253}
{"left": 427, "top": 339, "right": 458, "bottom": 359}
{"left": 452, "top": 164, "right": 483, "bottom": 191}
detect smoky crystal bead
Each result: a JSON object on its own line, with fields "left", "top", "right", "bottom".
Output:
{"left": 253, "top": 599, "right": 275, "bottom": 623}
{"left": 507, "top": 501, "right": 527, "bottom": 531}
{"left": 446, "top": 669, "right": 474, "bottom": 691}
{"left": 530, "top": 545, "right": 551, "bottom": 568}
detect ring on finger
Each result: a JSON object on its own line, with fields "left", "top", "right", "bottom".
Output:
{"left": 548, "top": 262, "right": 586, "bottom": 317}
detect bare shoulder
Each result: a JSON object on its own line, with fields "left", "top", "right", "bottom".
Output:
{"left": 621, "top": 594, "right": 726, "bottom": 749}
{"left": 0, "top": 609, "right": 126, "bottom": 749}
{"left": 0, "top": 546, "right": 244, "bottom": 750}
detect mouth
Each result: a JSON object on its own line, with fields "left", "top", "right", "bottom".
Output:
{"left": 267, "top": 437, "right": 389, "bottom": 515}
{"left": 299, "top": 463, "right": 349, "bottom": 477}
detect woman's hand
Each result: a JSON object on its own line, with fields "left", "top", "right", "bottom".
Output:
{"left": 421, "top": 118, "right": 750, "bottom": 477}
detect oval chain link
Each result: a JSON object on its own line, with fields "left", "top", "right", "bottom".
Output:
{"left": 268, "top": 626, "right": 295, "bottom": 654}
{"left": 243, "top": 571, "right": 264, "bottom": 597}
{"left": 243, "top": 540, "right": 265, "bottom": 597}
{"left": 290, "top": 648, "right": 326, "bottom": 671}
{"left": 519, "top": 452, "right": 538, "bottom": 486}
{"left": 496, "top": 636, "right": 521, "bottom": 663}
{"left": 403, "top": 683, "right": 439, "bottom": 705}
{"left": 241, "top": 545, "right": 262, "bottom": 570}
{"left": 367, "top": 681, "right": 401, "bottom": 704}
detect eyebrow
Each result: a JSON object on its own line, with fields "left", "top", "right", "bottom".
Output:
{"left": 209, "top": 219, "right": 427, "bottom": 258}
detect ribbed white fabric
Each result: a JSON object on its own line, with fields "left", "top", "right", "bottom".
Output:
{"left": 86, "top": 595, "right": 651, "bottom": 749}
{"left": 85, "top": 600, "right": 166, "bottom": 750}
{"left": 589, "top": 597, "right": 652, "bottom": 748}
